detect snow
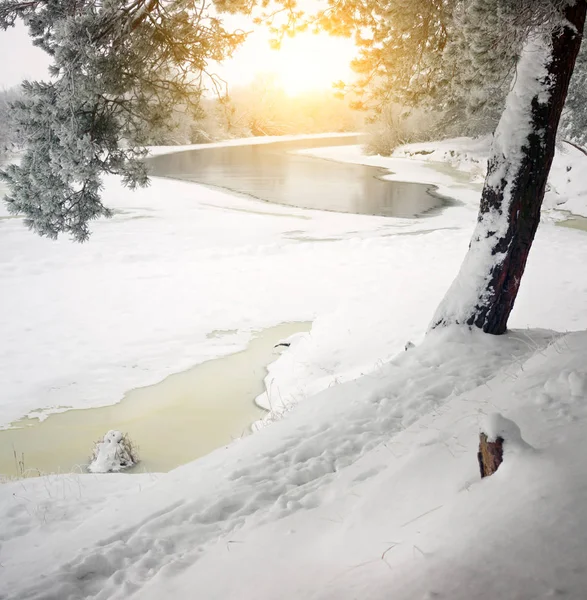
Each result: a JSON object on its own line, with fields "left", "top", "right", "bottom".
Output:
{"left": 0, "top": 147, "right": 398, "bottom": 428}
{"left": 487, "top": 33, "right": 552, "bottom": 194}
{"left": 391, "top": 135, "right": 491, "bottom": 180}
{"left": 0, "top": 135, "right": 484, "bottom": 428}
{"left": 3, "top": 134, "right": 587, "bottom": 599}
{"left": 263, "top": 136, "right": 587, "bottom": 416}
{"left": 391, "top": 138, "right": 587, "bottom": 220}
{"left": 480, "top": 413, "right": 532, "bottom": 452}
{"left": 88, "top": 430, "right": 137, "bottom": 473}
{"left": 3, "top": 327, "right": 587, "bottom": 599}
{"left": 147, "top": 131, "right": 359, "bottom": 157}
{"left": 151, "top": 333, "right": 587, "bottom": 600}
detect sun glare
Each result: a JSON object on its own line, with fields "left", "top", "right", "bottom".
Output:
{"left": 268, "top": 33, "right": 355, "bottom": 97}
{"left": 221, "top": 30, "right": 355, "bottom": 98}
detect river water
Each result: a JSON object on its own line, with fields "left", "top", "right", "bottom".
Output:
{"left": 556, "top": 214, "right": 587, "bottom": 232}
{"left": 1, "top": 135, "right": 459, "bottom": 478}
{"left": 3, "top": 138, "right": 586, "bottom": 478}
{"left": 0, "top": 323, "right": 310, "bottom": 477}
{"left": 147, "top": 136, "right": 455, "bottom": 218}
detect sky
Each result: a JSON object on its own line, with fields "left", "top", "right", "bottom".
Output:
{"left": 0, "top": 19, "right": 356, "bottom": 96}
{"left": 217, "top": 30, "right": 355, "bottom": 96}
{"left": 0, "top": 24, "right": 51, "bottom": 89}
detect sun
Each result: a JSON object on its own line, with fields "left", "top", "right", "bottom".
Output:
{"left": 269, "top": 33, "right": 355, "bottom": 97}
{"left": 221, "top": 30, "right": 355, "bottom": 97}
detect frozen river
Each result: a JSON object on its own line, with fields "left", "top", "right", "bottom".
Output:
{"left": 0, "top": 135, "right": 462, "bottom": 477}
{"left": 147, "top": 136, "right": 456, "bottom": 218}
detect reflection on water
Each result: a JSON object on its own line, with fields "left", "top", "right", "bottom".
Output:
{"left": 0, "top": 322, "right": 310, "bottom": 477}
{"left": 147, "top": 137, "right": 455, "bottom": 218}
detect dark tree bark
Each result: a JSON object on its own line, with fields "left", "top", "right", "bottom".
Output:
{"left": 432, "top": 2, "right": 587, "bottom": 335}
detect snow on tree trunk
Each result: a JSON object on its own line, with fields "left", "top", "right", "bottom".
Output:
{"left": 432, "top": 2, "right": 586, "bottom": 335}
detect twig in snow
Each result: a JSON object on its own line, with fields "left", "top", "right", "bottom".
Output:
{"left": 401, "top": 505, "right": 443, "bottom": 528}
{"left": 381, "top": 542, "right": 399, "bottom": 567}
{"left": 318, "top": 516, "right": 344, "bottom": 524}
{"left": 226, "top": 540, "right": 244, "bottom": 552}
{"left": 382, "top": 443, "right": 399, "bottom": 458}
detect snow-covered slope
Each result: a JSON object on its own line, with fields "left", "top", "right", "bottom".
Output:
{"left": 154, "top": 330, "right": 587, "bottom": 600}
{"left": 391, "top": 135, "right": 587, "bottom": 218}
{"left": 2, "top": 327, "right": 587, "bottom": 599}
{"left": 3, "top": 136, "right": 587, "bottom": 599}
{"left": 0, "top": 158, "right": 461, "bottom": 427}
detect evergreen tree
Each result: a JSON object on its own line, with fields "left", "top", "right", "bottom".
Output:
{"left": 315, "top": 0, "right": 456, "bottom": 114}
{"left": 0, "top": 0, "right": 245, "bottom": 241}
{"left": 0, "top": 86, "right": 22, "bottom": 161}
{"left": 561, "top": 40, "right": 587, "bottom": 146}
{"left": 314, "top": 0, "right": 583, "bottom": 141}
{"left": 440, "top": 0, "right": 521, "bottom": 135}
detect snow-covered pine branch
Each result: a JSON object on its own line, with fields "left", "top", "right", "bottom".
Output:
{"left": 0, "top": 0, "right": 246, "bottom": 241}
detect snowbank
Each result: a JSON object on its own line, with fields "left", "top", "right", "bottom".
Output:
{"left": 3, "top": 135, "right": 587, "bottom": 598}
{"left": 147, "top": 131, "right": 360, "bottom": 157}
{"left": 3, "top": 327, "right": 587, "bottom": 599}
{"left": 392, "top": 135, "right": 491, "bottom": 180}
{"left": 392, "top": 136, "right": 587, "bottom": 218}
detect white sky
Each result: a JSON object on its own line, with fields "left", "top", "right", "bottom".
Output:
{"left": 0, "top": 23, "right": 51, "bottom": 89}
{"left": 216, "top": 30, "right": 356, "bottom": 95}
{"left": 0, "top": 19, "right": 355, "bottom": 95}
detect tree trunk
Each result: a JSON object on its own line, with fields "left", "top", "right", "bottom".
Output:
{"left": 432, "top": 2, "right": 586, "bottom": 335}
{"left": 478, "top": 433, "right": 504, "bottom": 478}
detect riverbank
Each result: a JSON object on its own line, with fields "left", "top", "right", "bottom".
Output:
{"left": 0, "top": 133, "right": 475, "bottom": 432}
{"left": 0, "top": 135, "right": 384, "bottom": 430}
{"left": 301, "top": 135, "right": 587, "bottom": 221}
{"left": 3, "top": 135, "right": 587, "bottom": 598}
{"left": 0, "top": 322, "right": 310, "bottom": 477}
{"left": 256, "top": 137, "right": 587, "bottom": 423}
{"left": 3, "top": 134, "right": 587, "bottom": 433}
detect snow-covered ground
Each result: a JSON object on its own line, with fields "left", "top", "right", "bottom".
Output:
{"left": 0, "top": 135, "right": 483, "bottom": 428}
{"left": 392, "top": 135, "right": 587, "bottom": 219}
{"left": 3, "top": 134, "right": 585, "bottom": 429}
{"left": 0, "top": 134, "right": 427, "bottom": 428}
{"left": 3, "top": 327, "right": 587, "bottom": 599}
{"left": 147, "top": 131, "right": 359, "bottom": 157}
{"left": 2, "top": 134, "right": 587, "bottom": 599}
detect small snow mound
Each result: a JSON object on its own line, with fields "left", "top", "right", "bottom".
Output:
{"left": 274, "top": 331, "right": 308, "bottom": 350}
{"left": 88, "top": 430, "right": 138, "bottom": 473}
{"left": 480, "top": 413, "right": 532, "bottom": 451}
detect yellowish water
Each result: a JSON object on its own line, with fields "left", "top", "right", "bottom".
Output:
{"left": 0, "top": 322, "right": 310, "bottom": 477}
{"left": 557, "top": 215, "right": 587, "bottom": 232}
